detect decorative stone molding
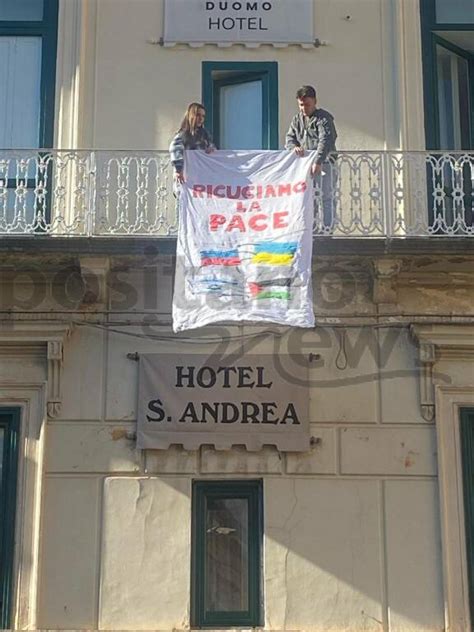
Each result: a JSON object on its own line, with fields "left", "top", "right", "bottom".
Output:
{"left": 418, "top": 342, "right": 437, "bottom": 422}
{"left": 372, "top": 258, "right": 402, "bottom": 305}
{"left": 47, "top": 340, "right": 63, "bottom": 418}
{"left": 435, "top": 385, "right": 474, "bottom": 632}
{"left": 411, "top": 325, "right": 474, "bottom": 423}
{"left": 79, "top": 255, "right": 110, "bottom": 306}
{"left": 0, "top": 382, "right": 48, "bottom": 629}
{"left": 409, "top": 328, "right": 474, "bottom": 629}
{"left": 55, "top": 0, "right": 98, "bottom": 149}
{"left": 0, "top": 321, "right": 72, "bottom": 419}
{"left": 412, "top": 325, "right": 474, "bottom": 354}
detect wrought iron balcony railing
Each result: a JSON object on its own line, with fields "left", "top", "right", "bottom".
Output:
{"left": 0, "top": 150, "right": 472, "bottom": 237}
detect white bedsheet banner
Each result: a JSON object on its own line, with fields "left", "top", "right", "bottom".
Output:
{"left": 172, "top": 150, "right": 316, "bottom": 332}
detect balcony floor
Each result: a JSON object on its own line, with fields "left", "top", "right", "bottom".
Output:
{"left": 0, "top": 235, "right": 473, "bottom": 257}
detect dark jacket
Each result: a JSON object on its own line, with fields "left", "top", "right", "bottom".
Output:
{"left": 285, "top": 108, "right": 337, "bottom": 164}
{"left": 169, "top": 127, "right": 215, "bottom": 174}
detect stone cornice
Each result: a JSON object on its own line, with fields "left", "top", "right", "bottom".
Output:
{"left": 411, "top": 325, "right": 474, "bottom": 354}
{"left": 0, "top": 236, "right": 473, "bottom": 257}
{"left": 0, "top": 321, "right": 73, "bottom": 418}
{"left": 410, "top": 325, "right": 474, "bottom": 422}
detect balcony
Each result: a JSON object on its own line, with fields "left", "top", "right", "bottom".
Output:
{"left": 0, "top": 150, "right": 472, "bottom": 238}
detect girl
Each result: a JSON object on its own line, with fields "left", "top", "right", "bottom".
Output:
{"left": 169, "top": 102, "right": 215, "bottom": 190}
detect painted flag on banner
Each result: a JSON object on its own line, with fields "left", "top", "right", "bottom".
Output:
{"left": 172, "top": 150, "right": 316, "bottom": 332}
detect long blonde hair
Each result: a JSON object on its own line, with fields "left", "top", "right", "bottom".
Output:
{"left": 179, "top": 102, "right": 206, "bottom": 141}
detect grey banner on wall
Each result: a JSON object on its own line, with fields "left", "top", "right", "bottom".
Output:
{"left": 137, "top": 354, "right": 310, "bottom": 451}
{"left": 163, "top": 0, "right": 314, "bottom": 46}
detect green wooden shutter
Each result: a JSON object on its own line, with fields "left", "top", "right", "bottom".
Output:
{"left": 460, "top": 407, "right": 474, "bottom": 628}
{"left": 191, "top": 480, "right": 263, "bottom": 628}
{"left": 0, "top": 408, "right": 20, "bottom": 629}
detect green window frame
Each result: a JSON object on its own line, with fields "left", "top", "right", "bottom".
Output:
{"left": 202, "top": 61, "right": 279, "bottom": 150}
{"left": 191, "top": 480, "right": 263, "bottom": 628}
{"left": 0, "top": 0, "right": 59, "bottom": 148}
{"left": 420, "top": 0, "right": 474, "bottom": 149}
{"left": 0, "top": 408, "right": 20, "bottom": 629}
{"left": 0, "top": 0, "right": 59, "bottom": 227}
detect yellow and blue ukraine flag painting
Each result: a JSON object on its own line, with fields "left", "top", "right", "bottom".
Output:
{"left": 251, "top": 242, "right": 298, "bottom": 266}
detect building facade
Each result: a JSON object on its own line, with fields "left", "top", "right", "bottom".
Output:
{"left": 0, "top": 0, "right": 473, "bottom": 631}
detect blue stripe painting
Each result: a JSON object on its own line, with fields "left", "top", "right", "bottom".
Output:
{"left": 254, "top": 242, "right": 298, "bottom": 255}
{"left": 200, "top": 249, "right": 239, "bottom": 258}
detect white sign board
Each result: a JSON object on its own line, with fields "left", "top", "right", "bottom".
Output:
{"left": 163, "top": 0, "right": 314, "bottom": 45}
{"left": 137, "top": 353, "right": 310, "bottom": 451}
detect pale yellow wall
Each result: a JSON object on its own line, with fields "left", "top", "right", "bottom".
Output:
{"left": 56, "top": 0, "right": 426, "bottom": 150}
{"left": 15, "top": 0, "right": 447, "bottom": 627}
{"left": 93, "top": 0, "right": 386, "bottom": 150}
{"left": 31, "top": 263, "right": 448, "bottom": 632}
